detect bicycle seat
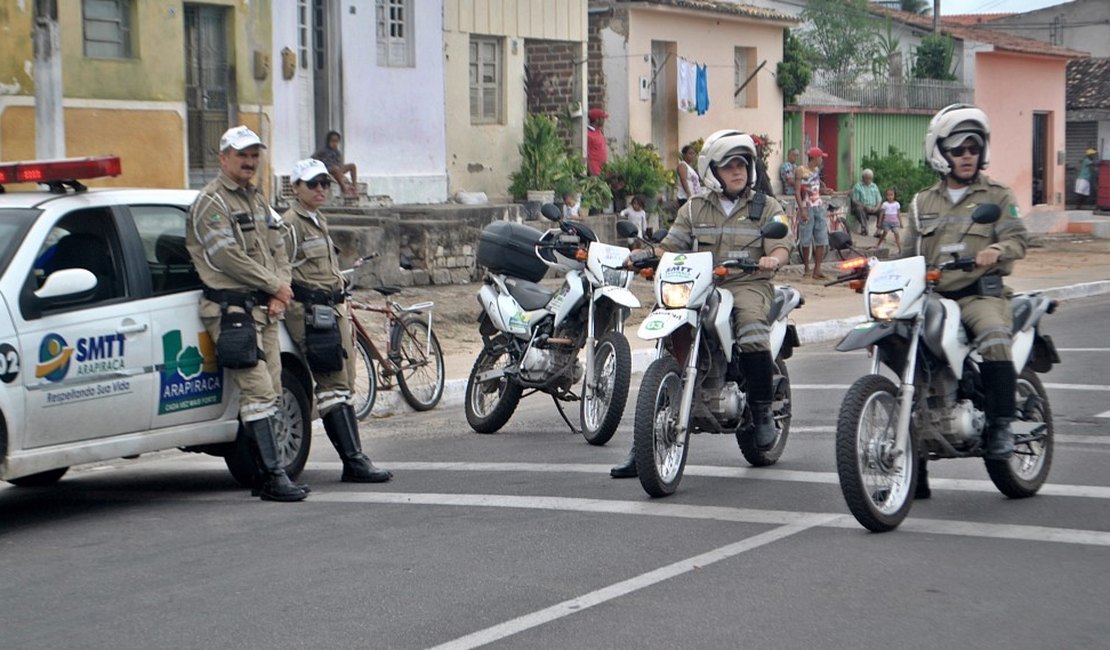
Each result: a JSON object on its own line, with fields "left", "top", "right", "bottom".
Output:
{"left": 372, "top": 286, "right": 402, "bottom": 296}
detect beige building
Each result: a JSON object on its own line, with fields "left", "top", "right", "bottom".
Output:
{"left": 0, "top": 1, "right": 272, "bottom": 191}
{"left": 443, "top": 0, "right": 589, "bottom": 201}
{"left": 589, "top": 0, "right": 797, "bottom": 174}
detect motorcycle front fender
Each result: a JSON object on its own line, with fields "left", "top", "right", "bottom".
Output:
{"left": 638, "top": 308, "right": 695, "bottom": 340}
{"left": 594, "top": 285, "right": 641, "bottom": 309}
{"left": 835, "top": 320, "right": 911, "bottom": 352}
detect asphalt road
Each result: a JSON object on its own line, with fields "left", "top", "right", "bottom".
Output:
{"left": 2, "top": 296, "right": 1108, "bottom": 649}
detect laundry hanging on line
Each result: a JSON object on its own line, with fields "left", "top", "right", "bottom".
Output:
{"left": 676, "top": 57, "right": 709, "bottom": 115}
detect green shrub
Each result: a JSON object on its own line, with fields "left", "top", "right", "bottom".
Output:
{"left": 602, "top": 141, "right": 670, "bottom": 204}
{"left": 861, "top": 145, "right": 938, "bottom": 202}
{"left": 508, "top": 113, "right": 569, "bottom": 200}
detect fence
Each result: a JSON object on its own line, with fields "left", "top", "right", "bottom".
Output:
{"left": 803, "top": 78, "right": 973, "bottom": 111}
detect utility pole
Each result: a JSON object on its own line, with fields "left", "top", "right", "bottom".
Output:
{"left": 33, "top": 0, "right": 65, "bottom": 159}
{"left": 934, "top": 0, "right": 941, "bottom": 33}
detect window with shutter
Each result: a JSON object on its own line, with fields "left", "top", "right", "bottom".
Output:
{"left": 376, "top": 0, "right": 414, "bottom": 67}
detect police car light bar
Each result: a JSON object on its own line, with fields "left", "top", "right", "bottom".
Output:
{"left": 0, "top": 156, "right": 122, "bottom": 187}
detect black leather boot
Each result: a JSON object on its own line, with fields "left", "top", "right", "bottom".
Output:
{"left": 740, "top": 351, "right": 777, "bottom": 450}
{"left": 323, "top": 404, "right": 392, "bottom": 483}
{"left": 981, "top": 361, "right": 1016, "bottom": 460}
{"left": 915, "top": 457, "right": 931, "bottom": 499}
{"left": 610, "top": 448, "right": 637, "bottom": 478}
{"left": 247, "top": 418, "right": 308, "bottom": 502}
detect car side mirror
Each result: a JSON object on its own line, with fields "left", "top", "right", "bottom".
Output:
{"left": 35, "top": 268, "right": 98, "bottom": 301}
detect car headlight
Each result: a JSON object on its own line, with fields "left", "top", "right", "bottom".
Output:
{"left": 661, "top": 281, "right": 694, "bottom": 308}
{"left": 869, "top": 290, "right": 903, "bottom": 320}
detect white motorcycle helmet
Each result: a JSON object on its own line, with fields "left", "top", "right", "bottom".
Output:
{"left": 924, "top": 103, "right": 991, "bottom": 176}
{"left": 698, "top": 130, "right": 758, "bottom": 194}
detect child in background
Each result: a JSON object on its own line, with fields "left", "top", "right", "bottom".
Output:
{"left": 619, "top": 195, "right": 648, "bottom": 239}
{"left": 876, "top": 188, "right": 902, "bottom": 254}
{"left": 562, "top": 191, "right": 581, "bottom": 219}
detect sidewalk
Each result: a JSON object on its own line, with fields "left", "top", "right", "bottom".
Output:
{"left": 368, "top": 234, "right": 1110, "bottom": 417}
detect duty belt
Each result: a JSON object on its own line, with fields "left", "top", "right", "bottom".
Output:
{"left": 202, "top": 287, "right": 271, "bottom": 309}
{"left": 292, "top": 284, "right": 345, "bottom": 305}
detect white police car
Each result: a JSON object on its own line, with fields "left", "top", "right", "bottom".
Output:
{"left": 0, "top": 156, "right": 312, "bottom": 487}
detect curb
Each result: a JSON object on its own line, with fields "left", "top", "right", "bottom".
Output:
{"left": 367, "top": 279, "right": 1110, "bottom": 418}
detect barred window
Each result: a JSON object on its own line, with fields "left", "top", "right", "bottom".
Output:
{"left": 376, "top": 0, "right": 414, "bottom": 67}
{"left": 470, "top": 36, "right": 502, "bottom": 124}
{"left": 83, "top": 0, "right": 133, "bottom": 59}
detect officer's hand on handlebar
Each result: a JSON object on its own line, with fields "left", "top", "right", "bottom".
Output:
{"left": 757, "top": 255, "right": 781, "bottom": 272}
{"left": 975, "top": 247, "right": 1003, "bottom": 267}
{"left": 627, "top": 247, "right": 658, "bottom": 268}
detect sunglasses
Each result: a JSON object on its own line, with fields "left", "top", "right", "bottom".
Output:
{"left": 305, "top": 179, "right": 331, "bottom": 190}
{"left": 946, "top": 144, "right": 981, "bottom": 158}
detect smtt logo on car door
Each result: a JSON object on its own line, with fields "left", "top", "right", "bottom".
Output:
{"left": 35, "top": 333, "right": 73, "bottom": 382}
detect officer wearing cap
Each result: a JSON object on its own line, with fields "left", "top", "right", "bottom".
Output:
{"left": 611, "top": 130, "right": 794, "bottom": 478}
{"left": 185, "top": 125, "right": 307, "bottom": 502}
{"left": 905, "top": 103, "right": 1029, "bottom": 497}
{"left": 281, "top": 159, "right": 392, "bottom": 483}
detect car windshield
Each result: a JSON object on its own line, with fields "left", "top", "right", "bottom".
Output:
{"left": 0, "top": 209, "right": 39, "bottom": 274}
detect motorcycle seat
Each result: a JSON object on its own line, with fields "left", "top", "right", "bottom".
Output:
{"left": 505, "top": 277, "right": 554, "bottom": 310}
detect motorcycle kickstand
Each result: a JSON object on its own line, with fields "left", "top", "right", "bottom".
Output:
{"left": 552, "top": 393, "right": 582, "bottom": 436}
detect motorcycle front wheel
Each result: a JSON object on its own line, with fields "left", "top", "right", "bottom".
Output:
{"left": 464, "top": 338, "right": 523, "bottom": 434}
{"left": 580, "top": 330, "right": 632, "bottom": 446}
{"left": 836, "top": 374, "right": 917, "bottom": 532}
{"left": 736, "top": 355, "right": 792, "bottom": 466}
{"left": 985, "top": 367, "right": 1054, "bottom": 498}
{"left": 633, "top": 356, "right": 689, "bottom": 497}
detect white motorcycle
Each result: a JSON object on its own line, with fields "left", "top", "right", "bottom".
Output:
{"left": 631, "top": 221, "right": 803, "bottom": 497}
{"left": 827, "top": 204, "right": 1059, "bottom": 532}
{"left": 466, "top": 204, "right": 641, "bottom": 443}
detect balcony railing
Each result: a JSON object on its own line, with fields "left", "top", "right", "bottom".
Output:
{"left": 799, "top": 78, "right": 973, "bottom": 110}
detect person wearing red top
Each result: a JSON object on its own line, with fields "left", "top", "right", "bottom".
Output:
{"left": 586, "top": 108, "right": 609, "bottom": 176}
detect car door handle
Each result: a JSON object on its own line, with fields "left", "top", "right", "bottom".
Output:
{"left": 117, "top": 322, "right": 149, "bottom": 335}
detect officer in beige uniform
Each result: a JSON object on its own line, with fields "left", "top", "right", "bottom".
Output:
{"left": 611, "top": 130, "right": 794, "bottom": 478}
{"left": 185, "top": 126, "right": 307, "bottom": 502}
{"left": 282, "top": 159, "right": 392, "bottom": 483}
{"left": 905, "top": 104, "right": 1028, "bottom": 496}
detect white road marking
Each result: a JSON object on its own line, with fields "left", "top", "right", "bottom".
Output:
{"left": 1056, "top": 348, "right": 1110, "bottom": 352}
{"left": 424, "top": 514, "right": 838, "bottom": 650}
{"left": 303, "top": 461, "right": 1110, "bottom": 499}
{"left": 1098, "top": 411, "right": 1110, "bottom": 419}
{"left": 1044, "top": 383, "right": 1110, "bottom": 392}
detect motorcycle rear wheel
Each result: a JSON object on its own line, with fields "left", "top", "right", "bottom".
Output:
{"left": 634, "top": 356, "right": 688, "bottom": 498}
{"left": 736, "top": 355, "right": 792, "bottom": 466}
{"left": 836, "top": 374, "right": 917, "bottom": 532}
{"left": 985, "top": 367, "right": 1053, "bottom": 498}
{"left": 465, "top": 339, "right": 523, "bottom": 434}
{"left": 580, "top": 330, "right": 632, "bottom": 446}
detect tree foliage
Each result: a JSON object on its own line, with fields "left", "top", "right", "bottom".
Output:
{"left": 800, "top": 0, "right": 883, "bottom": 81}
{"left": 900, "top": 0, "right": 932, "bottom": 15}
{"left": 912, "top": 34, "right": 957, "bottom": 80}
{"left": 777, "top": 29, "right": 813, "bottom": 105}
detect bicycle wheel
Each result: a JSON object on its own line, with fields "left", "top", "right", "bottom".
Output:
{"left": 390, "top": 314, "right": 445, "bottom": 411}
{"left": 351, "top": 333, "right": 377, "bottom": 420}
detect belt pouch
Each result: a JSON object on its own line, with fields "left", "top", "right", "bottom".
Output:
{"left": 304, "top": 306, "right": 344, "bottom": 372}
{"left": 217, "top": 308, "right": 260, "bottom": 369}
{"left": 976, "top": 274, "right": 1003, "bottom": 298}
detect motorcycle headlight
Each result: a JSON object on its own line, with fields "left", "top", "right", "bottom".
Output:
{"left": 602, "top": 266, "right": 630, "bottom": 287}
{"left": 661, "top": 281, "right": 694, "bottom": 308}
{"left": 869, "top": 290, "right": 903, "bottom": 320}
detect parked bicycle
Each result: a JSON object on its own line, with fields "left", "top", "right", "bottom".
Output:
{"left": 343, "top": 255, "right": 445, "bottom": 418}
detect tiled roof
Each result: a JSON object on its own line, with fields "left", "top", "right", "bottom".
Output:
{"left": 871, "top": 6, "right": 1088, "bottom": 59}
{"left": 943, "top": 13, "right": 1015, "bottom": 26}
{"left": 1067, "top": 57, "right": 1110, "bottom": 109}
{"left": 617, "top": 0, "right": 800, "bottom": 24}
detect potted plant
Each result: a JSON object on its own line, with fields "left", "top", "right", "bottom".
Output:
{"left": 601, "top": 141, "right": 670, "bottom": 212}
{"left": 557, "top": 153, "right": 614, "bottom": 215}
{"left": 508, "top": 113, "right": 568, "bottom": 204}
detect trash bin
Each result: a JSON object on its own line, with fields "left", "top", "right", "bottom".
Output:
{"left": 1098, "top": 160, "right": 1110, "bottom": 210}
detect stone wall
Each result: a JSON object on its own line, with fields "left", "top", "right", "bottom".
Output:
{"left": 322, "top": 202, "right": 622, "bottom": 287}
